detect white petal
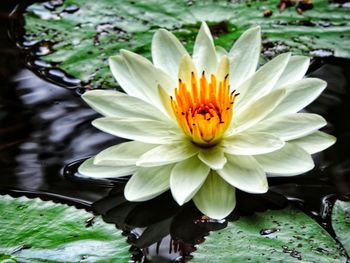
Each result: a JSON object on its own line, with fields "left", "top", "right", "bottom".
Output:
{"left": 124, "top": 164, "right": 173, "bottom": 202}
{"left": 152, "top": 29, "right": 188, "bottom": 77}
{"left": 82, "top": 90, "right": 168, "bottom": 121}
{"left": 217, "top": 55, "right": 229, "bottom": 82}
{"left": 109, "top": 55, "right": 147, "bottom": 100}
{"left": 236, "top": 53, "right": 291, "bottom": 109}
{"left": 222, "top": 132, "right": 285, "bottom": 155}
{"left": 192, "top": 22, "right": 217, "bottom": 77}
{"left": 92, "top": 117, "right": 180, "bottom": 144}
{"left": 288, "top": 131, "right": 336, "bottom": 154}
{"left": 198, "top": 147, "right": 227, "bottom": 170}
{"left": 158, "top": 85, "right": 177, "bottom": 120}
{"left": 193, "top": 171, "right": 236, "bottom": 220}
{"left": 252, "top": 113, "right": 327, "bottom": 141}
{"left": 216, "top": 45, "right": 228, "bottom": 61}
{"left": 274, "top": 55, "right": 310, "bottom": 88}
{"left": 217, "top": 155, "right": 268, "bottom": 193}
{"left": 93, "top": 141, "right": 156, "bottom": 166}
{"left": 268, "top": 78, "right": 327, "bottom": 118}
{"left": 254, "top": 142, "right": 314, "bottom": 176}
{"left": 230, "top": 89, "right": 286, "bottom": 134}
{"left": 136, "top": 141, "right": 199, "bottom": 167}
{"left": 229, "top": 26, "right": 261, "bottom": 88}
{"left": 170, "top": 156, "right": 210, "bottom": 205}
{"left": 178, "top": 54, "right": 198, "bottom": 89}
{"left": 121, "top": 50, "right": 176, "bottom": 113}
{"left": 78, "top": 157, "right": 135, "bottom": 178}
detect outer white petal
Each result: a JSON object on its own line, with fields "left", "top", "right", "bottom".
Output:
{"left": 121, "top": 50, "right": 176, "bottom": 113}
{"left": 192, "top": 22, "right": 217, "bottom": 77}
{"left": 170, "top": 156, "right": 210, "bottom": 205}
{"left": 92, "top": 117, "right": 180, "bottom": 144}
{"left": 109, "top": 55, "right": 147, "bottom": 100}
{"left": 124, "top": 164, "right": 173, "bottom": 202}
{"left": 228, "top": 26, "right": 261, "bottom": 88}
{"left": 193, "top": 171, "right": 236, "bottom": 220}
{"left": 152, "top": 29, "right": 188, "bottom": 77}
{"left": 254, "top": 142, "right": 314, "bottom": 176}
{"left": 229, "top": 89, "right": 286, "bottom": 134}
{"left": 288, "top": 131, "right": 336, "bottom": 154}
{"left": 222, "top": 132, "right": 285, "bottom": 155}
{"left": 78, "top": 157, "right": 136, "bottom": 178}
{"left": 217, "top": 155, "right": 268, "bottom": 194}
{"left": 136, "top": 141, "right": 199, "bottom": 167}
{"left": 93, "top": 141, "right": 156, "bottom": 166}
{"left": 267, "top": 78, "right": 327, "bottom": 118}
{"left": 82, "top": 90, "right": 168, "bottom": 121}
{"left": 198, "top": 147, "right": 227, "bottom": 170}
{"left": 236, "top": 53, "right": 291, "bottom": 109}
{"left": 251, "top": 113, "right": 327, "bottom": 141}
{"left": 274, "top": 56, "right": 310, "bottom": 88}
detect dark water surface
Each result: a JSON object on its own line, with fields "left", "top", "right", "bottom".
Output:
{"left": 1, "top": 1, "right": 350, "bottom": 262}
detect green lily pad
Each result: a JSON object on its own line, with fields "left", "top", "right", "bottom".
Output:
{"left": 23, "top": 0, "right": 350, "bottom": 88}
{"left": 0, "top": 195, "right": 130, "bottom": 262}
{"left": 191, "top": 207, "right": 347, "bottom": 262}
{"left": 332, "top": 200, "right": 350, "bottom": 255}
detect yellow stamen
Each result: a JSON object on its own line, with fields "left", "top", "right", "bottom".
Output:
{"left": 171, "top": 72, "right": 237, "bottom": 146}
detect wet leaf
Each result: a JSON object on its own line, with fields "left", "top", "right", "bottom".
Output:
{"left": 192, "top": 206, "right": 347, "bottom": 262}
{"left": 23, "top": 0, "right": 350, "bottom": 88}
{"left": 0, "top": 195, "right": 130, "bottom": 262}
{"left": 332, "top": 200, "right": 350, "bottom": 254}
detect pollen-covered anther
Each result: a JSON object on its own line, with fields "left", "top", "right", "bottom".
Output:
{"left": 171, "top": 72, "right": 237, "bottom": 146}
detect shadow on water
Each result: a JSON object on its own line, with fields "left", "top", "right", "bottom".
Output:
{"left": 0, "top": 0, "right": 350, "bottom": 262}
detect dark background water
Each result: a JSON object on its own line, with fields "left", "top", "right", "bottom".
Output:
{"left": 0, "top": 1, "right": 350, "bottom": 262}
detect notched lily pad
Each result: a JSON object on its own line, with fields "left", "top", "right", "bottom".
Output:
{"left": 192, "top": 206, "right": 347, "bottom": 262}
{"left": 0, "top": 195, "right": 130, "bottom": 262}
{"left": 332, "top": 200, "right": 350, "bottom": 255}
{"left": 21, "top": 0, "right": 350, "bottom": 89}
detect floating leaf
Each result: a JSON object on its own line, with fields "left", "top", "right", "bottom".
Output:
{"left": 192, "top": 207, "right": 347, "bottom": 262}
{"left": 0, "top": 195, "right": 130, "bottom": 262}
{"left": 22, "top": 0, "right": 350, "bottom": 88}
{"left": 332, "top": 200, "right": 350, "bottom": 255}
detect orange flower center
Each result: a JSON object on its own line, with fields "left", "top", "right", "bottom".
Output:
{"left": 171, "top": 72, "right": 238, "bottom": 146}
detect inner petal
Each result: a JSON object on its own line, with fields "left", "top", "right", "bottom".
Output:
{"left": 171, "top": 70, "right": 238, "bottom": 146}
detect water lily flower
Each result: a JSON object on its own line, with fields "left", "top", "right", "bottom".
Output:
{"left": 79, "top": 22, "right": 336, "bottom": 219}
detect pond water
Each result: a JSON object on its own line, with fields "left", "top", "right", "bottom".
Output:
{"left": 0, "top": 0, "right": 350, "bottom": 262}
